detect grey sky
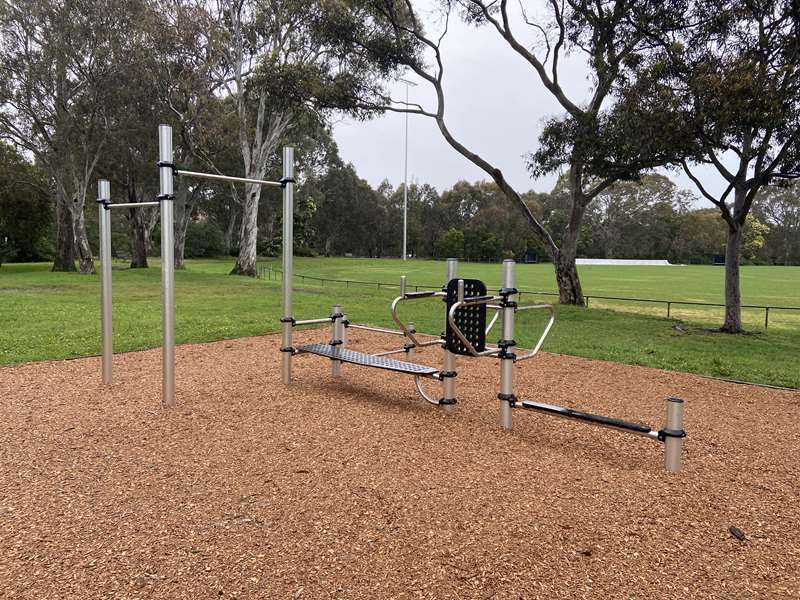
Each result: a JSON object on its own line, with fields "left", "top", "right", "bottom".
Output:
{"left": 332, "top": 4, "right": 725, "bottom": 204}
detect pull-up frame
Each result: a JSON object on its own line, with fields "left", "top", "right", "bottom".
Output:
{"left": 97, "top": 125, "right": 294, "bottom": 408}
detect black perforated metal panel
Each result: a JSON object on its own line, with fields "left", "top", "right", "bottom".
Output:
{"left": 444, "top": 278, "right": 487, "bottom": 355}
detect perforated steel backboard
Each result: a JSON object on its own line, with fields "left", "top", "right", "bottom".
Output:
{"left": 444, "top": 279, "right": 487, "bottom": 356}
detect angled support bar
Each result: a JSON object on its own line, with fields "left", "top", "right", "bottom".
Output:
{"left": 513, "top": 304, "right": 556, "bottom": 362}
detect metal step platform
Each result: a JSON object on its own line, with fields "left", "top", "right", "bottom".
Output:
{"left": 298, "top": 343, "right": 439, "bottom": 376}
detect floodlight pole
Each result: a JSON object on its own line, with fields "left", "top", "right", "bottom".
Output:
{"left": 400, "top": 78, "right": 417, "bottom": 261}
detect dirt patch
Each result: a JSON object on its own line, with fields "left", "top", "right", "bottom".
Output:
{"left": 0, "top": 331, "right": 797, "bottom": 599}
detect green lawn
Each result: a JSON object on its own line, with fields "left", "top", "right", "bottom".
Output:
{"left": 1, "top": 258, "right": 798, "bottom": 388}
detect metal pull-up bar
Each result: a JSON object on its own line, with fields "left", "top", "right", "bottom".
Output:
{"left": 174, "top": 169, "right": 283, "bottom": 188}
{"left": 98, "top": 124, "right": 294, "bottom": 409}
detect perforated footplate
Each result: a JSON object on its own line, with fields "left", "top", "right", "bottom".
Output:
{"left": 298, "top": 343, "right": 438, "bottom": 376}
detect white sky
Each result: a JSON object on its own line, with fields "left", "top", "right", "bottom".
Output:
{"left": 332, "top": 5, "right": 725, "bottom": 204}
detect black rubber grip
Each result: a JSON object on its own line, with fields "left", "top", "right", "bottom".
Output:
{"left": 404, "top": 291, "right": 437, "bottom": 298}
{"left": 520, "top": 401, "right": 652, "bottom": 434}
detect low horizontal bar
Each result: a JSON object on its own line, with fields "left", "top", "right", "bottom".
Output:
{"left": 294, "top": 317, "right": 331, "bottom": 326}
{"left": 107, "top": 202, "right": 161, "bottom": 209}
{"left": 519, "top": 400, "right": 660, "bottom": 440}
{"left": 176, "top": 169, "right": 282, "bottom": 188}
{"left": 372, "top": 347, "right": 410, "bottom": 357}
{"left": 347, "top": 324, "right": 405, "bottom": 336}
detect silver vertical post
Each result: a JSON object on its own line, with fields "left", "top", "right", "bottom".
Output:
{"left": 499, "top": 259, "right": 516, "bottom": 429}
{"left": 400, "top": 275, "right": 406, "bottom": 298}
{"left": 97, "top": 180, "right": 112, "bottom": 385}
{"left": 158, "top": 125, "right": 176, "bottom": 408}
{"left": 664, "top": 397, "right": 685, "bottom": 472}
{"left": 331, "top": 304, "right": 342, "bottom": 377}
{"left": 281, "top": 146, "right": 295, "bottom": 384}
{"left": 441, "top": 258, "right": 458, "bottom": 410}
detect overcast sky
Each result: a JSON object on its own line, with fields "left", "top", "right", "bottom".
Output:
{"left": 332, "top": 5, "right": 724, "bottom": 205}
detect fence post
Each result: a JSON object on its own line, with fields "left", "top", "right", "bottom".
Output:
{"left": 765, "top": 307, "right": 769, "bottom": 329}
{"left": 667, "top": 302, "right": 671, "bottom": 319}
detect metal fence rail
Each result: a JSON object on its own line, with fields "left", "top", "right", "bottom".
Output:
{"left": 257, "top": 266, "right": 799, "bottom": 329}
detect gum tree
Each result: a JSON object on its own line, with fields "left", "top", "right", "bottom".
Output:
{"left": 629, "top": 0, "right": 800, "bottom": 331}
{"left": 324, "top": 0, "right": 688, "bottom": 304}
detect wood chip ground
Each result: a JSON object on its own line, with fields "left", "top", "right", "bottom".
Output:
{"left": 0, "top": 331, "right": 798, "bottom": 599}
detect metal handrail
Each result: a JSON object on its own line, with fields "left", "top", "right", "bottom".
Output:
{"left": 447, "top": 297, "right": 503, "bottom": 357}
{"left": 514, "top": 304, "right": 556, "bottom": 362}
{"left": 390, "top": 291, "right": 446, "bottom": 348}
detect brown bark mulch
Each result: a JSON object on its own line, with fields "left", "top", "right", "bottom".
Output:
{"left": 0, "top": 331, "right": 798, "bottom": 599}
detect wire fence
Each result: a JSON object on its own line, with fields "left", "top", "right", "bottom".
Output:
{"left": 257, "top": 266, "right": 800, "bottom": 329}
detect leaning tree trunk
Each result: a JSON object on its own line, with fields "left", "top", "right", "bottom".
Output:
{"left": 231, "top": 182, "right": 262, "bottom": 276}
{"left": 71, "top": 197, "right": 95, "bottom": 274}
{"left": 721, "top": 223, "right": 744, "bottom": 333}
{"left": 173, "top": 178, "right": 191, "bottom": 269}
{"left": 553, "top": 249, "right": 584, "bottom": 305}
{"left": 551, "top": 193, "right": 587, "bottom": 306}
{"left": 52, "top": 191, "right": 77, "bottom": 272}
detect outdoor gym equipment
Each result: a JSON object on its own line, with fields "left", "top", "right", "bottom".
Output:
{"left": 96, "top": 125, "right": 293, "bottom": 408}
{"left": 280, "top": 211, "right": 686, "bottom": 473}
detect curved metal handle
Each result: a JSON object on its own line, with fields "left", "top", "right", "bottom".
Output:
{"left": 514, "top": 304, "right": 556, "bottom": 362}
{"left": 390, "top": 292, "right": 446, "bottom": 348}
{"left": 414, "top": 375, "right": 442, "bottom": 405}
{"left": 447, "top": 299, "right": 501, "bottom": 357}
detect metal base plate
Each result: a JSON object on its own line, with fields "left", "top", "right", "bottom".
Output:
{"left": 298, "top": 343, "right": 438, "bottom": 376}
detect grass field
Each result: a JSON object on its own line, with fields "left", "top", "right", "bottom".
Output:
{"left": 1, "top": 258, "right": 798, "bottom": 387}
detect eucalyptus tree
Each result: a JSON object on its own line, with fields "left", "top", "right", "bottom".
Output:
{"left": 322, "top": 0, "right": 688, "bottom": 304}
{"left": 0, "top": 0, "right": 147, "bottom": 273}
{"left": 628, "top": 0, "right": 800, "bottom": 331}
{"left": 208, "top": 0, "right": 390, "bottom": 276}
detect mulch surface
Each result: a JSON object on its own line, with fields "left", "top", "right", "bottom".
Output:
{"left": 1, "top": 331, "right": 798, "bottom": 599}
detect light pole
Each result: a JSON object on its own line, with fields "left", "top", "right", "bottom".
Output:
{"left": 400, "top": 78, "right": 417, "bottom": 260}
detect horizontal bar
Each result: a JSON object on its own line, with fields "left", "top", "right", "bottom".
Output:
{"left": 107, "top": 202, "right": 161, "bottom": 209}
{"left": 372, "top": 347, "right": 411, "bottom": 357}
{"left": 520, "top": 400, "right": 659, "bottom": 440}
{"left": 403, "top": 290, "right": 438, "bottom": 298}
{"left": 294, "top": 317, "right": 332, "bottom": 326}
{"left": 176, "top": 169, "right": 282, "bottom": 188}
{"left": 347, "top": 324, "right": 406, "bottom": 336}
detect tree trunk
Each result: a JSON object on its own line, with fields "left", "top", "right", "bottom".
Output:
{"left": 127, "top": 184, "right": 149, "bottom": 269}
{"left": 52, "top": 192, "right": 77, "bottom": 272}
{"left": 128, "top": 208, "right": 150, "bottom": 269}
{"left": 224, "top": 208, "right": 237, "bottom": 255}
{"left": 553, "top": 249, "right": 584, "bottom": 305}
{"left": 71, "top": 194, "right": 95, "bottom": 274}
{"left": 721, "top": 223, "right": 744, "bottom": 333}
{"left": 174, "top": 178, "right": 191, "bottom": 269}
{"left": 552, "top": 190, "right": 587, "bottom": 305}
{"left": 231, "top": 183, "right": 262, "bottom": 276}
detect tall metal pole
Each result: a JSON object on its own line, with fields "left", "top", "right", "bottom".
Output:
{"left": 97, "top": 179, "right": 112, "bottom": 385}
{"left": 402, "top": 82, "right": 409, "bottom": 261}
{"left": 399, "top": 78, "right": 416, "bottom": 260}
{"left": 158, "top": 125, "right": 176, "bottom": 408}
{"left": 281, "top": 146, "right": 295, "bottom": 384}
{"left": 499, "top": 259, "right": 517, "bottom": 429}
{"left": 441, "top": 258, "right": 458, "bottom": 410}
